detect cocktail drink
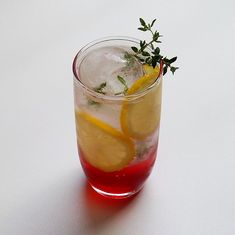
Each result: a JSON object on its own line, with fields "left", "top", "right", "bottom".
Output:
{"left": 72, "top": 19, "right": 178, "bottom": 199}
{"left": 73, "top": 38, "right": 162, "bottom": 198}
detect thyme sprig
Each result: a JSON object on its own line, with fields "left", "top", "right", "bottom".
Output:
{"left": 94, "top": 82, "right": 107, "bottom": 94}
{"left": 131, "top": 18, "right": 179, "bottom": 75}
{"left": 115, "top": 75, "right": 128, "bottom": 95}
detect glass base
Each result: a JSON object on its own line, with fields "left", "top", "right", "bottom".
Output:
{"left": 90, "top": 184, "right": 142, "bottom": 199}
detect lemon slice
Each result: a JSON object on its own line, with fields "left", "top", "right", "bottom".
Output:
{"left": 75, "top": 111, "right": 135, "bottom": 172}
{"left": 120, "top": 65, "right": 162, "bottom": 139}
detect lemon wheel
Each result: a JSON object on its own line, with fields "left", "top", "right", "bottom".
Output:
{"left": 75, "top": 111, "right": 135, "bottom": 172}
{"left": 120, "top": 65, "right": 162, "bottom": 139}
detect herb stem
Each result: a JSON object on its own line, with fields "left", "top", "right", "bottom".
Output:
{"left": 131, "top": 18, "right": 178, "bottom": 75}
{"left": 94, "top": 82, "right": 107, "bottom": 94}
{"left": 115, "top": 75, "right": 128, "bottom": 95}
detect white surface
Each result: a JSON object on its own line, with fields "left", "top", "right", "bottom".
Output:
{"left": 0, "top": 0, "right": 235, "bottom": 234}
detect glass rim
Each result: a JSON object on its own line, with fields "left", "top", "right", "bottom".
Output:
{"left": 72, "top": 36, "right": 163, "bottom": 102}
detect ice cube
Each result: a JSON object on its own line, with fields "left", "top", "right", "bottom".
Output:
{"left": 79, "top": 46, "right": 144, "bottom": 96}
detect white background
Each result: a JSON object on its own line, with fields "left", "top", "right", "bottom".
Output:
{"left": 0, "top": 0, "right": 235, "bottom": 234}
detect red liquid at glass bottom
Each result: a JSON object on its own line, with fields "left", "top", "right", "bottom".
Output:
{"left": 79, "top": 146, "right": 157, "bottom": 199}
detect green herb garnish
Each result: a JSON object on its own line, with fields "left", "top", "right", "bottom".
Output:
{"left": 124, "top": 52, "right": 136, "bottom": 67}
{"left": 115, "top": 75, "right": 128, "bottom": 95}
{"left": 88, "top": 82, "right": 107, "bottom": 105}
{"left": 131, "top": 18, "right": 179, "bottom": 75}
{"left": 94, "top": 82, "right": 107, "bottom": 94}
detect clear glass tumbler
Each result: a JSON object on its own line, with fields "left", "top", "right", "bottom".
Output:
{"left": 73, "top": 37, "right": 163, "bottom": 199}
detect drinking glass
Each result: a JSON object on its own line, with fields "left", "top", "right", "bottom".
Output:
{"left": 73, "top": 37, "right": 163, "bottom": 199}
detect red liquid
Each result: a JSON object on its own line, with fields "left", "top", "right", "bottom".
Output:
{"left": 79, "top": 146, "right": 157, "bottom": 197}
